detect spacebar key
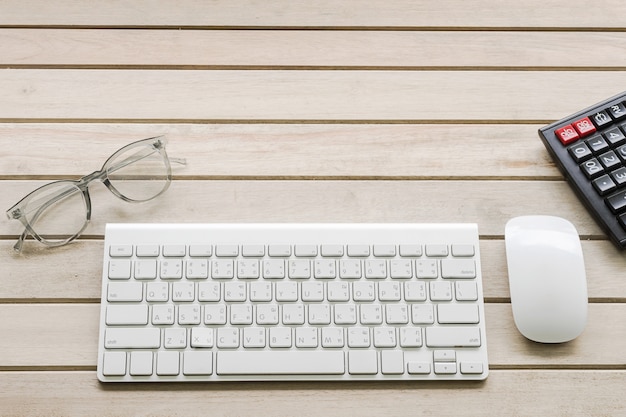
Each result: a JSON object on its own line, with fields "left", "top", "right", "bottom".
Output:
{"left": 217, "top": 351, "right": 345, "bottom": 375}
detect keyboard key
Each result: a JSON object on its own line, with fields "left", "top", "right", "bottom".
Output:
{"left": 347, "top": 245, "right": 370, "bottom": 257}
{"left": 107, "top": 282, "right": 143, "bottom": 302}
{"left": 451, "top": 244, "right": 475, "bottom": 257}
{"left": 183, "top": 351, "right": 213, "bottom": 375}
{"left": 269, "top": 245, "right": 291, "bottom": 257}
{"left": 109, "top": 245, "right": 132, "bottom": 257}
{"left": 130, "top": 351, "right": 153, "bottom": 376}
{"left": 294, "top": 245, "right": 317, "bottom": 257}
{"left": 216, "top": 351, "right": 345, "bottom": 375}
{"left": 373, "top": 245, "right": 395, "bottom": 257}
{"left": 163, "top": 245, "right": 186, "bottom": 257}
{"left": 460, "top": 362, "right": 484, "bottom": 375}
{"left": 242, "top": 245, "right": 265, "bottom": 257}
{"left": 407, "top": 362, "right": 431, "bottom": 375}
{"left": 189, "top": 245, "right": 212, "bottom": 257}
{"left": 106, "top": 305, "right": 148, "bottom": 325}
{"left": 108, "top": 260, "right": 131, "bottom": 279}
{"left": 376, "top": 354, "right": 404, "bottom": 375}
{"left": 136, "top": 245, "right": 159, "bottom": 257}
{"left": 156, "top": 351, "right": 180, "bottom": 376}
{"left": 441, "top": 259, "right": 476, "bottom": 279}
{"left": 102, "top": 351, "right": 127, "bottom": 376}
{"left": 425, "top": 327, "right": 481, "bottom": 347}
{"left": 321, "top": 245, "right": 343, "bottom": 257}
{"left": 215, "top": 245, "right": 239, "bottom": 257}
{"left": 434, "top": 362, "right": 457, "bottom": 375}
{"left": 348, "top": 350, "right": 377, "bottom": 374}
{"left": 425, "top": 244, "right": 448, "bottom": 257}
{"left": 399, "top": 244, "right": 422, "bottom": 257}
{"left": 105, "top": 328, "right": 161, "bottom": 349}
{"left": 437, "top": 304, "right": 479, "bottom": 324}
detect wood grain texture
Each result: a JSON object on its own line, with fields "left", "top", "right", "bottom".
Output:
{"left": 2, "top": 70, "right": 626, "bottom": 121}
{"left": 2, "top": 0, "right": 625, "bottom": 414}
{"left": 2, "top": 180, "right": 601, "bottom": 238}
{"left": 0, "top": 123, "right": 556, "bottom": 179}
{"left": 0, "top": 370, "right": 623, "bottom": 417}
{"left": 2, "top": 0, "right": 626, "bottom": 28}
{"left": 1, "top": 304, "right": 624, "bottom": 369}
{"left": 3, "top": 29, "right": 626, "bottom": 68}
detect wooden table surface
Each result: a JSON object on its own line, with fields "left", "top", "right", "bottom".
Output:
{"left": 2, "top": 1, "right": 626, "bottom": 416}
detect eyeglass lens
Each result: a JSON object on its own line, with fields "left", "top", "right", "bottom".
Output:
{"left": 20, "top": 182, "right": 88, "bottom": 244}
{"left": 105, "top": 142, "right": 170, "bottom": 201}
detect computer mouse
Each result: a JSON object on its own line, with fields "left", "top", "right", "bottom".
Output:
{"left": 504, "top": 215, "right": 588, "bottom": 343}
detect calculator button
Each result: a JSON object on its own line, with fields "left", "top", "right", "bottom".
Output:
{"left": 607, "top": 190, "right": 626, "bottom": 213}
{"left": 604, "top": 127, "right": 626, "bottom": 146}
{"left": 572, "top": 117, "right": 596, "bottom": 137}
{"left": 611, "top": 167, "right": 626, "bottom": 186}
{"left": 599, "top": 151, "right": 621, "bottom": 170}
{"left": 591, "top": 110, "right": 613, "bottom": 128}
{"left": 586, "top": 135, "right": 609, "bottom": 154}
{"left": 616, "top": 145, "right": 626, "bottom": 161}
{"left": 555, "top": 124, "right": 579, "bottom": 144}
{"left": 607, "top": 102, "right": 626, "bottom": 120}
{"left": 593, "top": 175, "right": 617, "bottom": 195}
{"left": 580, "top": 158, "right": 604, "bottom": 179}
{"left": 568, "top": 142, "right": 592, "bottom": 162}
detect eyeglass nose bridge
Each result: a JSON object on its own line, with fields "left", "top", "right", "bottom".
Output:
{"left": 77, "top": 169, "right": 108, "bottom": 186}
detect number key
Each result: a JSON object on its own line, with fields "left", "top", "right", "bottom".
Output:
{"left": 586, "top": 135, "right": 609, "bottom": 154}
{"left": 580, "top": 158, "right": 604, "bottom": 179}
{"left": 568, "top": 142, "right": 592, "bottom": 162}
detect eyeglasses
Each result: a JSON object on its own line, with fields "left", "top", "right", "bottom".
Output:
{"left": 6, "top": 136, "right": 186, "bottom": 253}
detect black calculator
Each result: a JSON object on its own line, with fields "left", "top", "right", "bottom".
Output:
{"left": 538, "top": 91, "right": 626, "bottom": 249}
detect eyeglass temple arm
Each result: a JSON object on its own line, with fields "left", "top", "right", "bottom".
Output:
{"left": 105, "top": 150, "right": 186, "bottom": 176}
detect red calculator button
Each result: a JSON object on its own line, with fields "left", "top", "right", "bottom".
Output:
{"left": 573, "top": 117, "right": 597, "bottom": 137}
{"left": 555, "top": 124, "right": 580, "bottom": 144}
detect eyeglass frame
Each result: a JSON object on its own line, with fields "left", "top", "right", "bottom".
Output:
{"left": 6, "top": 136, "right": 186, "bottom": 252}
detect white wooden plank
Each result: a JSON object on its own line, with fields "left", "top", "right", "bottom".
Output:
{"left": 3, "top": 30, "right": 626, "bottom": 68}
{"left": 2, "top": 180, "right": 600, "bottom": 238}
{"left": 2, "top": 70, "right": 626, "bottom": 121}
{"left": 0, "top": 123, "right": 556, "bottom": 178}
{"left": 2, "top": 0, "right": 625, "bottom": 28}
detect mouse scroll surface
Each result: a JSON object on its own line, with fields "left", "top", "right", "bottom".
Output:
{"left": 505, "top": 216, "right": 588, "bottom": 343}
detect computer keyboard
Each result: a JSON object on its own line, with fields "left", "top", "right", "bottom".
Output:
{"left": 539, "top": 91, "right": 626, "bottom": 248}
{"left": 97, "top": 223, "right": 489, "bottom": 382}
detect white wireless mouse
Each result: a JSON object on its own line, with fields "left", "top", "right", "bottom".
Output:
{"left": 504, "top": 216, "right": 588, "bottom": 343}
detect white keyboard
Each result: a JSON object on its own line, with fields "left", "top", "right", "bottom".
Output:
{"left": 97, "top": 223, "right": 489, "bottom": 382}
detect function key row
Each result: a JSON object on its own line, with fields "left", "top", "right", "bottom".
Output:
{"left": 555, "top": 101, "right": 626, "bottom": 145}
{"left": 110, "top": 244, "right": 475, "bottom": 259}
